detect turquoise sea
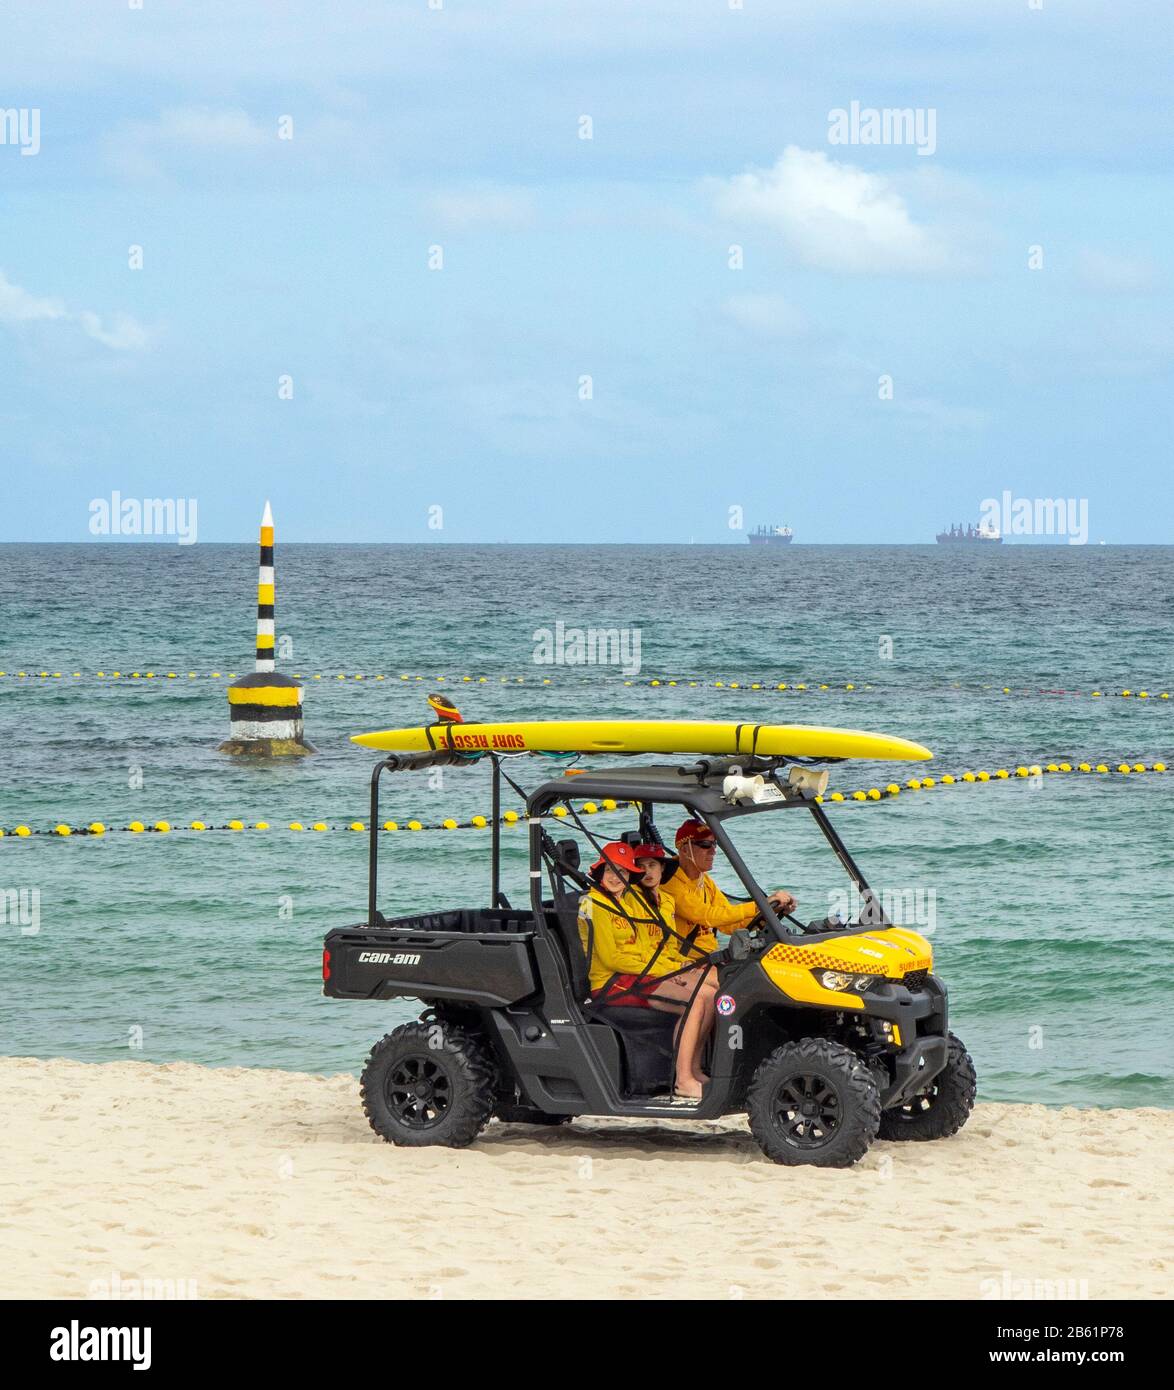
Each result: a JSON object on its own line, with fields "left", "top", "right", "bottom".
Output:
{"left": 1, "top": 542, "right": 1172, "bottom": 1107}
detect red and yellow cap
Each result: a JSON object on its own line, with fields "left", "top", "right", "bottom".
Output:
{"left": 675, "top": 819, "right": 714, "bottom": 847}
{"left": 632, "top": 842, "right": 669, "bottom": 862}
{"left": 589, "top": 841, "right": 641, "bottom": 875}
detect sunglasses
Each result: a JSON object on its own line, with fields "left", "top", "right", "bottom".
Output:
{"left": 688, "top": 840, "right": 717, "bottom": 851}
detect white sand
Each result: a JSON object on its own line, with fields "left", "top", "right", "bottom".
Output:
{"left": 1, "top": 1058, "right": 1168, "bottom": 1300}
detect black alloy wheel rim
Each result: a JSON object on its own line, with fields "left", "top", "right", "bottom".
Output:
{"left": 773, "top": 1073, "right": 842, "bottom": 1148}
{"left": 387, "top": 1054, "right": 453, "bottom": 1128}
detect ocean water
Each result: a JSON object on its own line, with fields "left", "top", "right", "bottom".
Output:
{"left": 1, "top": 542, "right": 1172, "bottom": 1108}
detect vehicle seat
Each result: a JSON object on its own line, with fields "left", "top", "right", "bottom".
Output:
{"left": 544, "top": 839, "right": 592, "bottom": 1004}
{"left": 547, "top": 838, "right": 678, "bottom": 1095}
{"left": 590, "top": 1007, "right": 678, "bottom": 1094}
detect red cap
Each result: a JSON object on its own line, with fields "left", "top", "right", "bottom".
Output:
{"left": 589, "top": 841, "right": 641, "bottom": 876}
{"left": 632, "top": 843, "right": 669, "bottom": 862}
{"left": 675, "top": 819, "right": 713, "bottom": 847}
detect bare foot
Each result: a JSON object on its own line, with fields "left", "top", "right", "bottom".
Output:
{"left": 674, "top": 1078, "right": 703, "bottom": 1099}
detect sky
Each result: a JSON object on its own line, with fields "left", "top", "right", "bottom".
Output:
{"left": 1, "top": 0, "right": 1171, "bottom": 543}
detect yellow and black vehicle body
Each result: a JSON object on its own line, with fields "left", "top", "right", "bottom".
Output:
{"left": 325, "top": 721, "right": 976, "bottom": 1168}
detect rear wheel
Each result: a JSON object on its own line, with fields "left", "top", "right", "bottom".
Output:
{"left": 747, "top": 1038, "right": 881, "bottom": 1167}
{"left": 878, "top": 1032, "right": 976, "bottom": 1141}
{"left": 361, "top": 1021, "right": 497, "bottom": 1148}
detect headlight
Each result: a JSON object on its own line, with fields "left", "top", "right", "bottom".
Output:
{"left": 815, "top": 969, "right": 879, "bottom": 994}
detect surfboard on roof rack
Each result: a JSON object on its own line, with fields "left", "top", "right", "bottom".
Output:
{"left": 350, "top": 718, "right": 933, "bottom": 763}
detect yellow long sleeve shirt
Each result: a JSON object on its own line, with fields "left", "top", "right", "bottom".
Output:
{"left": 660, "top": 869, "right": 758, "bottom": 954}
{"left": 577, "top": 886, "right": 681, "bottom": 994}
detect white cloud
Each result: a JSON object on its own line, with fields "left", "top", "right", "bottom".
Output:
{"left": 105, "top": 106, "right": 271, "bottom": 180}
{"left": 148, "top": 107, "right": 269, "bottom": 150}
{"left": 104, "top": 105, "right": 370, "bottom": 182}
{"left": 722, "top": 293, "right": 808, "bottom": 337}
{"left": 0, "top": 273, "right": 66, "bottom": 326}
{"left": 428, "top": 186, "right": 535, "bottom": 230}
{"left": 1076, "top": 248, "right": 1158, "bottom": 294}
{"left": 0, "top": 270, "right": 150, "bottom": 351}
{"left": 710, "top": 145, "right": 958, "bottom": 275}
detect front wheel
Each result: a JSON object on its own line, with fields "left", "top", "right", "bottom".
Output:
{"left": 747, "top": 1038, "right": 881, "bottom": 1167}
{"left": 361, "top": 1021, "right": 497, "bottom": 1148}
{"left": 878, "top": 1032, "right": 976, "bottom": 1141}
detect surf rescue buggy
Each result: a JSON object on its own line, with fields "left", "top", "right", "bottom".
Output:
{"left": 323, "top": 715, "right": 976, "bottom": 1167}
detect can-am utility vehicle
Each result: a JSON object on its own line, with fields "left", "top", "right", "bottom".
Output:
{"left": 323, "top": 716, "right": 976, "bottom": 1167}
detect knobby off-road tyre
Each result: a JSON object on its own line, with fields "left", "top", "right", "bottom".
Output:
{"left": 747, "top": 1037, "right": 881, "bottom": 1168}
{"left": 361, "top": 1021, "right": 497, "bottom": 1148}
{"left": 878, "top": 1032, "right": 977, "bottom": 1142}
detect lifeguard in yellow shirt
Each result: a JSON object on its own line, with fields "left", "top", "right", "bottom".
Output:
{"left": 661, "top": 819, "right": 798, "bottom": 955}
{"left": 579, "top": 840, "right": 719, "bottom": 1100}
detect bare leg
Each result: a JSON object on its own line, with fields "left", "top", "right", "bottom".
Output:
{"left": 649, "top": 969, "right": 718, "bottom": 1097}
{"left": 687, "top": 974, "right": 719, "bottom": 1085}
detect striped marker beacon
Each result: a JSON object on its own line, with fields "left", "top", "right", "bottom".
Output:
{"left": 218, "top": 501, "right": 314, "bottom": 756}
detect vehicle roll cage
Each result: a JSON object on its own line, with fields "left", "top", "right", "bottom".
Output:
{"left": 364, "top": 749, "right": 889, "bottom": 941}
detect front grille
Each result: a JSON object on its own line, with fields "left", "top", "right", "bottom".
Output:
{"left": 901, "top": 968, "right": 928, "bottom": 991}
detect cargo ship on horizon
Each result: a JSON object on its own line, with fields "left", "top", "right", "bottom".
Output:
{"left": 748, "top": 524, "right": 794, "bottom": 546}
{"left": 936, "top": 522, "right": 1002, "bottom": 544}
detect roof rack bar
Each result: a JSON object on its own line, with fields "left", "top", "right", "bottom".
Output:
{"left": 491, "top": 756, "right": 503, "bottom": 908}
{"left": 367, "top": 757, "right": 396, "bottom": 928}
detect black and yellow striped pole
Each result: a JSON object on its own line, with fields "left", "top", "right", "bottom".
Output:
{"left": 218, "top": 502, "right": 314, "bottom": 756}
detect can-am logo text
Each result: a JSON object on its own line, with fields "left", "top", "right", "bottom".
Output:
{"left": 358, "top": 951, "right": 421, "bottom": 966}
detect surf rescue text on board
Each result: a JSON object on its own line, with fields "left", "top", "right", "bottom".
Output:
{"left": 449, "top": 732, "right": 527, "bottom": 749}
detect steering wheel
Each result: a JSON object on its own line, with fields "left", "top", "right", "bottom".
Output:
{"left": 747, "top": 900, "right": 801, "bottom": 932}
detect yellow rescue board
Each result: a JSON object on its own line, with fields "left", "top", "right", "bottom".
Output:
{"left": 351, "top": 719, "right": 932, "bottom": 762}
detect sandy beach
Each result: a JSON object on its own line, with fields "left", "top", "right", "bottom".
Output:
{"left": 1, "top": 1057, "right": 1168, "bottom": 1300}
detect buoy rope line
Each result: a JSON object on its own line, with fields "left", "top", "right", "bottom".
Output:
{"left": 0, "top": 799, "right": 633, "bottom": 839}
{"left": 0, "top": 670, "right": 1168, "bottom": 698}
{"left": 2, "top": 759, "right": 1168, "bottom": 840}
